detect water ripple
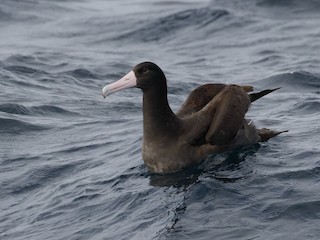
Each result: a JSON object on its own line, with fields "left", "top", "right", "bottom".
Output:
{"left": 257, "top": 71, "right": 320, "bottom": 91}
{"left": 2, "top": 163, "right": 76, "bottom": 196}
{"left": 0, "top": 117, "right": 48, "bottom": 133}
{"left": 0, "top": 103, "right": 78, "bottom": 116}
{"left": 117, "top": 8, "right": 229, "bottom": 42}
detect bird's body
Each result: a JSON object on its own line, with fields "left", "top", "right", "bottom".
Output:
{"left": 102, "top": 62, "right": 286, "bottom": 174}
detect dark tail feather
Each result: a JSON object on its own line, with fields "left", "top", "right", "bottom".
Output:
{"left": 249, "top": 87, "right": 281, "bottom": 102}
{"left": 257, "top": 128, "right": 288, "bottom": 142}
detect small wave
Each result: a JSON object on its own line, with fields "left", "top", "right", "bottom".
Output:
{"left": 253, "top": 55, "right": 284, "bottom": 65}
{"left": 262, "top": 198, "right": 320, "bottom": 221}
{"left": 5, "top": 54, "right": 39, "bottom": 65}
{"left": 254, "top": 0, "right": 320, "bottom": 20}
{"left": 0, "top": 118, "right": 48, "bottom": 133}
{"left": 31, "top": 105, "right": 77, "bottom": 116}
{"left": 0, "top": 103, "right": 77, "bottom": 116}
{"left": 0, "top": 103, "right": 31, "bottom": 115}
{"left": 66, "top": 68, "right": 98, "bottom": 79}
{"left": 117, "top": 8, "right": 228, "bottom": 42}
{"left": 290, "top": 100, "right": 320, "bottom": 115}
{"left": 258, "top": 71, "right": 320, "bottom": 92}
{"left": 4, "top": 54, "right": 72, "bottom": 73}
{"left": 280, "top": 200, "right": 320, "bottom": 220}
{"left": 168, "top": 81, "right": 200, "bottom": 95}
{"left": 107, "top": 100, "right": 142, "bottom": 114}
{"left": 8, "top": 163, "right": 76, "bottom": 195}
{"left": 257, "top": 0, "right": 320, "bottom": 9}
{"left": 3, "top": 65, "right": 47, "bottom": 75}
{"left": 0, "top": 0, "right": 74, "bottom": 23}
{"left": 0, "top": 65, "right": 50, "bottom": 91}
{"left": 257, "top": 0, "right": 295, "bottom": 7}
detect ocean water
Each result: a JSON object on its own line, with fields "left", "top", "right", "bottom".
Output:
{"left": 1, "top": 0, "right": 320, "bottom": 239}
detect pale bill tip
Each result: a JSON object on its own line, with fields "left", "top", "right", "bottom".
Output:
{"left": 101, "top": 85, "right": 109, "bottom": 98}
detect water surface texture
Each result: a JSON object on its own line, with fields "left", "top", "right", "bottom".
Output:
{"left": 1, "top": 0, "right": 320, "bottom": 239}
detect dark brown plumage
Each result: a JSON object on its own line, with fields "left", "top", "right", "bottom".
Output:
{"left": 102, "top": 62, "right": 286, "bottom": 174}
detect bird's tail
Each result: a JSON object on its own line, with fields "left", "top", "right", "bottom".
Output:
{"left": 249, "top": 87, "right": 281, "bottom": 102}
{"left": 257, "top": 128, "right": 288, "bottom": 142}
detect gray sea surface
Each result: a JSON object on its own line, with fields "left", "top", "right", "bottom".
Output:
{"left": 1, "top": 0, "right": 320, "bottom": 239}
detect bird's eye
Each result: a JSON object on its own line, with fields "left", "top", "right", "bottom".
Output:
{"left": 141, "top": 68, "right": 147, "bottom": 73}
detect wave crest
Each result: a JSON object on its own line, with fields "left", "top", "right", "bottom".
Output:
{"left": 0, "top": 103, "right": 77, "bottom": 116}
{"left": 117, "top": 8, "right": 229, "bottom": 42}
{"left": 259, "top": 71, "right": 320, "bottom": 92}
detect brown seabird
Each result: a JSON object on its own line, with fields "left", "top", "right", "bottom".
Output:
{"left": 102, "top": 62, "right": 286, "bottom": 174}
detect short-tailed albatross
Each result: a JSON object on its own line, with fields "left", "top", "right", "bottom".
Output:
{"left": 102, "top": 62, "right": 286, "bottom": 174}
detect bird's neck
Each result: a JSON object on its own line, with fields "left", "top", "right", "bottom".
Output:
{"left": 142, "top": 86, "right": 179, "bottom": 139}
